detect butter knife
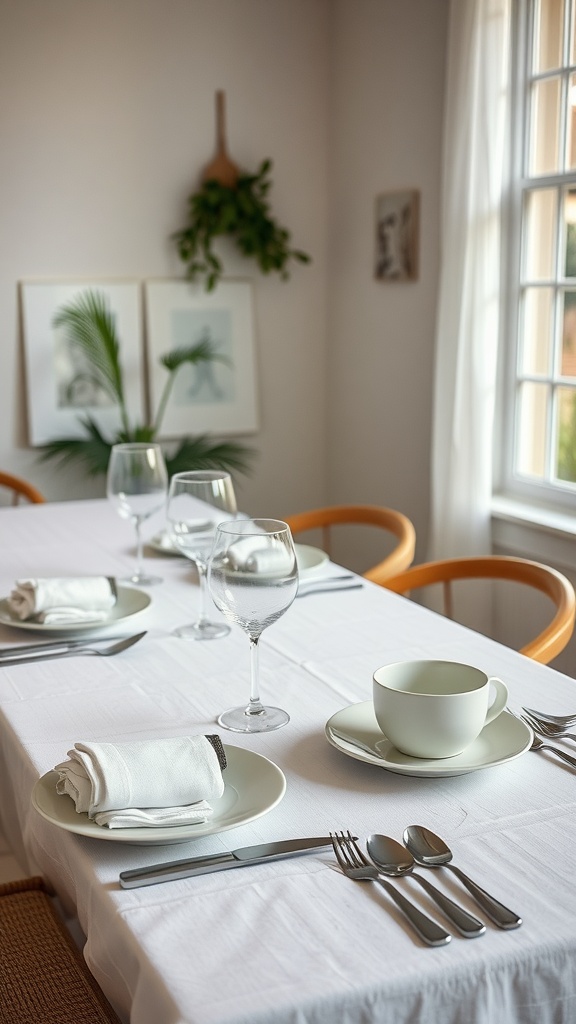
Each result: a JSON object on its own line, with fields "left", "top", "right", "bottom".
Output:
{"left": 119, "top": 835, "right": 342, "bottom": 888}
{"left": 0, "top": 636, "right": 129, "bottom": 660}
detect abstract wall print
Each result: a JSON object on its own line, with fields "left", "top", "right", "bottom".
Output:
{"left": 144, "top": 279, "right": 259, "bottom": 436}
{"left": 375, "top": 190, "right": 419, "bottom": 282}
{"left": 20, "top": 280, "right": 144, "bottom": 445}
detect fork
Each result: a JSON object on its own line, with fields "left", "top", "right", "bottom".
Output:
{"left": 522, "top": 706, "right": 576, "bottom": 728}
{"left": 0, "top": 632, "right": 146, "bottom": 666}
{"left": 521, "top": 712, "right": 576, "bottom": 742}
{"left": 330, "top": 832, "right": 451, "bottom": 947}
{"left": 529, "top": 733, "right": 576, "bottom": 770}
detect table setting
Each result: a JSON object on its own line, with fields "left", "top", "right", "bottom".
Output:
{"left": 1, "top": 496, "right": 576, "bottom": 1023}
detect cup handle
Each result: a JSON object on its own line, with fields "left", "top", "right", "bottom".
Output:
{"left": 484, "top": 677, "right": 508, "bottom": 725}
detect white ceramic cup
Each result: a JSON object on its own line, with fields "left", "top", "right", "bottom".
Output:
{"left": 372, "top": 660, "right": 509, "bottom": 759}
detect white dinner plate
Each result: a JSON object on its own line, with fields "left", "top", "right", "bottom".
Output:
{"left": 149, "top": 531, "right": 328, "bottom": 578}
{"left": 31, "top": 745, "right": 286, "bottom": 845}
{"left": 0, "top": 585, "right": 151, "bottom": 634}
{"left": 325, "top": 701, "right": 532, "bottom": 778}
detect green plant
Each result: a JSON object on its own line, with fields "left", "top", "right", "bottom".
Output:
{"left": 173, "top": 159, "right": 311, "bottom": 291}
{"left": 38, "top": 290, "right": 255, "bottom": 479}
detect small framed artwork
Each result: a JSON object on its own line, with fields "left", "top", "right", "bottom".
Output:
{"left": 375, "top": 189, "right": 419, "bottom": 282}
{"left": 20, "top": 279, "right": 144, "bottom": 445}
{"left": 144, "top": 279, "right": 259, "bottom": 437}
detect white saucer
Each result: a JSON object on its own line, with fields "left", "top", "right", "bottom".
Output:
{"left": 325, "top": 702, "right": 532, "bottom": 777}
{"left": 0, "top": 585, "right": 151, "bottom": 634}
{"left": 149, "top": 532, "right": 328, "bottom": 578}
{"left": 32, "top": 745, "right": 286, "bottom": 845}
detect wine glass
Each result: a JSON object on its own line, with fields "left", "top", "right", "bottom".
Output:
{"left": 106, "top": 442, "right": 168, "bottom": 586}
{"left": 166, "top": 470, "right": 238, "bottom": 640}
{"left": 208, "top": 519, "right": 299, "bottom": 732}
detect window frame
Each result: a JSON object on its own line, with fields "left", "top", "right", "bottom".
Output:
{"left": 498, "top": 0, "right": 576, "bottom": 513}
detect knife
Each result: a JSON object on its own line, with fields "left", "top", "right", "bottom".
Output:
{"left": 296, "top": 577, "right": 363, "bottom": 597}
{"left": 0, "top": 635, "right": 129, "bottom": 660}
{"left": 119, "top": 836, "right": 342, "bottom": 888}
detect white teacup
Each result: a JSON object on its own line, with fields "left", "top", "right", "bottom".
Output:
{"left": 372, "top": 660, "right": 508, "bottom": 759}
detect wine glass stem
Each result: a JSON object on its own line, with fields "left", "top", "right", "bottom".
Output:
{"left": 197, "top": 564, "right": 209, "bottom": 626}
{"left": 134, "top": 517, "right": 144, "bottom": 578}
{"left": 247, "top": 636, "right": 266, "bottom": 716}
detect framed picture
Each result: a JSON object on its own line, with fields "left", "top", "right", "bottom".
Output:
{"left": 144, "top": 279, "right": 259, "bottom": 437}
{"left": 20, "top": 279, "right": 144, "bottom": 445}
{"left": 375, "top": 189, "right": 419, "bottom": 282}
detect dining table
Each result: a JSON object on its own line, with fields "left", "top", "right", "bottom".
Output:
{"left": 0, "top": 497, "right": 576, "bottom": 1024}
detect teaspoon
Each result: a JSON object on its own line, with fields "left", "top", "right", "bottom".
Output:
{"left": 366, "top": 835, "right": 485, "bottom": 937}
{"left": 403, "top": 825, "right": 522, "bottom": 930}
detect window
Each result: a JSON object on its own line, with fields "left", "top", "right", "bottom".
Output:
{"left": 502, "top": 0, "right": 576, "bottom": 509}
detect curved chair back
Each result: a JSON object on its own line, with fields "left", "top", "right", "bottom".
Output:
{"left": 378, "top": 555, "right": 576, "bottom": 664}
{"left": 0, "top": 471, "right": 45, "bottom": 506}
{"left": 285, "top": 504, "right": 416, "bottom": 581}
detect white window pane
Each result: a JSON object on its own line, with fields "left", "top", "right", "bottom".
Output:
{"left": 530, "top": 77, "right": 561, "bottom": 174}
{"left": 524, "top": 188, "right": 557, "bottom": 279}
{"left": 535, "top": 0, "right": 564, "bottom": 71}
{"left": 556, "top": 386, "right": 576, "bottom": 480}
{"left": 521, "top": 288, "right": 553, "bottom": 374}
{"left": 516, "top": 381, "right": 549, "bottom": 478}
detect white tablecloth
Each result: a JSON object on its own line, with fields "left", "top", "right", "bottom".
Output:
{"left": 1, "top": 499, "right": 576, "bottom": 1024}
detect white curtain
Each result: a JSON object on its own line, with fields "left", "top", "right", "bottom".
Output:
{"left": 428, "top": 0, "right": 511, "bottom": 564}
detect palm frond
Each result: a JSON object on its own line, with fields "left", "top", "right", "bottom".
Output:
{"left": 159, "top": 340, "right": 230, "bottom": 373}
{"left": 52, "top": 291, "right": 126, "bottom": 408}
{"left": 166, "top": 436, "right": 256, "bottom": 476}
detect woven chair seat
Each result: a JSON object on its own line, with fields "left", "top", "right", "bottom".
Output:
{"left": 0, "top": 877, "right": 121, "bottom": 1023}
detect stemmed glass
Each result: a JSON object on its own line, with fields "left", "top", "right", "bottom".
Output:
{"left": 208, "top": 519, "right": 299, "bottom": 732}
{"left": 106, "top": 442, "right": 168, "bottom": 586}
{"left": 166, "top": 470, "right": 238, "bottom": 640}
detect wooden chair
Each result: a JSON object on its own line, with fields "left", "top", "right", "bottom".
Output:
{"left": 284, "top": 504, "right": 416, "bottom": 581}
{"left": 0, "top": 876, "right": 121, "bottom": 1022}
{"left": 0, "top": 471, "right": 45, "bottom": 506}
{"left": 376, "top": 555, "right": 576, "bottom": 664}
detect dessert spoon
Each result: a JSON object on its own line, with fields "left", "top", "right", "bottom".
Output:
{"left": 403, "top": 825, "right": 522, "bottom": 929}
{"left": 366, "top": 834, "right": 485, "bottom": 937}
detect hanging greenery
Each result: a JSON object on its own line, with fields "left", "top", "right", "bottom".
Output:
{"left": 38, "top": 290, "right": 255, "bottom": 479}
{"left": 173, "top": 159, "right": 311, "bottom": 291}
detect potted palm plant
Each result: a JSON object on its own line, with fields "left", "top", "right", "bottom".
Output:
{"left": 39, "top": 289, "right": 255, "bottom": 478}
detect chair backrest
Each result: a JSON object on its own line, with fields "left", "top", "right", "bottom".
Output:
{"left": 0, "top": 471, "right": 45, "bottom": 506}
{"left": 284, "top": 504, "right": 416, "bottom": 581}
{"left": 0, "top": 877, "right": 121, "bottom": 1023}
{"left": 377, "top": 555, "right": 576, "bottom": 664}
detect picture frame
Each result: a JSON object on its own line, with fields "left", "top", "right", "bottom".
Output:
{"left": 144, "top": 279, "right": 259, "bottom": 437}
{"left": 374, "top": 189, "right": 419, "bottom": 282}
{"left": 20, "top": 279, "right": 144, "bottom": 446}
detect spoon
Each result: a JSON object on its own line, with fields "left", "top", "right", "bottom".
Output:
{"left": 366, "top": 835, "right": 485, "bottom": 937}
{"left": 403, "top": 825, "right": 522, "bottom": 930}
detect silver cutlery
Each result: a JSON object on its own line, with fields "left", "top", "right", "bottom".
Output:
{"left": 330, "top": 830, "right": 452, "bottom": 947}
{"left": 328, "top": 727, "right": 383, "bottom": 758}
{"left": 521, "top": 711, "right": 576, "bottom": 740}
{"left": 529, "top": 734, "right": 576, "bottom": 769}
{"left": 0, "top": 631, "right": 146, "bottom": 666}
{"left": 522, "top": 706, "right": 576, "bottom": 728}
{"left": 0, "top": 635, "right": 133, "bottom": 660}
{"left": 403, "top": 825, "right": 522, "bottom": 929}
{"left": 366, "top": 834, "right": 485, "bottom": 938}
{"left": 120, "top": 835, "right": 339, "bottom": 888}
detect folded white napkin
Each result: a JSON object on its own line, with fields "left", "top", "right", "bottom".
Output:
{"left": 8, "top": 576, "right": 117, "bottom": 624}
{"left": 54, "top": 734, "right": 226, "bottom": 829}
{"left": 226, "top": 537, "right": 294, "bottom": 575}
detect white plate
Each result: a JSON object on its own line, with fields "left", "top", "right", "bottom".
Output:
{"left": 325, "top": 702, "right": 532, "bottom": 778}
{"left": 0, "top": 585, "right": 151, "bottom": 634}
{"left": 31, "top": 745, "right": 286, "bottom": 845}
{"left": 149, "top": 531, "right": 328, "bottom": 578}
{"left": 295, "top": 544, "right": 329, "bottom": 577}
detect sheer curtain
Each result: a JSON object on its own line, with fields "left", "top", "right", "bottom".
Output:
{"left": 428, "top": 0, "right": 511, "bottom": 567}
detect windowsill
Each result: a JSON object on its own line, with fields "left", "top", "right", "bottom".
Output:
{"left": 491, "top": 494, "right": 576, "bottom": 573}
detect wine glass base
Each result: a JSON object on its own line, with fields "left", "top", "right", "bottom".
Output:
{"left": 119, "top": 573, "right": 163, "bottom": 587}
{"left": 173, "top": 621, "right": 231, "bottom": 641}
{"left": 217, "top": 706, "right": 290, "bottom": 733}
